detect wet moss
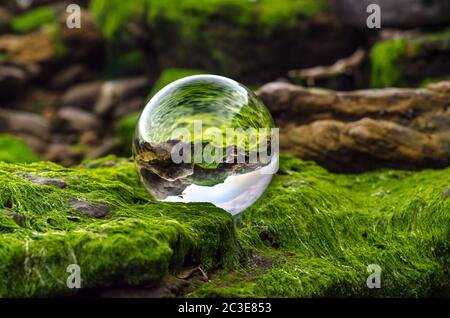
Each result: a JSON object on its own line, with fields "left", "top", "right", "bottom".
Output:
{"left": 1, "top": 155, "right": 448, "bottom": 297}
{"left": 0, "top": 158, "right": 239, "bottom": 297}
{"left": 191, "top": 156, "right": 450, "bottom": 297}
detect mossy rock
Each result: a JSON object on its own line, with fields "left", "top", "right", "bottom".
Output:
{"left": 0, "top": 134, "right": 40, "bottom": 164}
{"left": 370, "top": 29, "right": 450, "bottom": 88}
{"left": 1, "top": 154, "right": 449, "bottom": 297}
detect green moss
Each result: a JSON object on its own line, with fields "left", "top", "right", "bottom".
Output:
{"left": 0, "top": 134, "right": 40, "bottom": 164}
{"left": 1, "top": 155, "right": 448, "bottom": 297}
{"left": 90, "top": 0, "right": 329, "bottom": 41}
{"left": 370, "top": 29, "right": 450, "bottom": 88}
{"left": 370, "top": 37, "right": 408, "bottom": 88}
{"left": 191, "top": 156, "right": 450, "bottom": 297}
{"left": 115, "top": 112, "right": 140, "bottom": 157}
{"left": 0, "top": 157, "right": 239, "bottom": 297}
{"left": 420, "top": 76, "right": 450, "bottom": 87}
{"left": 11, "top": 6, "right": 57, "bottom": 33}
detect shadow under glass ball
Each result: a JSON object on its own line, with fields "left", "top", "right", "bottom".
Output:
{"left": 133, "top": 75, "right": 278, "bottom": 215}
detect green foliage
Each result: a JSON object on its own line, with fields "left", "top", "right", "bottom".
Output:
{"left": 11, "top": 6, "right": 57, "bottom": 33}
{"left": 0, "top": 134, "right": 40, "bottom": 164}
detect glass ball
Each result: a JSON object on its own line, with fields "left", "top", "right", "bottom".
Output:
{"left": 133, "top": 75, "right": 278, "bottom": 215}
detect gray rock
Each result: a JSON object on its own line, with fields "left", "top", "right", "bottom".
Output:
{"left": 57, "top": 107, "right": 101, "bottom": 132}
{"left": 1, "top": 209, "right": 25, "bottom": 226}
{"left": 442, "top": 189, "right": 450, "bottom": 198}
{"left": 94, "top": 77, "right": 149, "bottom": 116}
{"left": 335, "top": 0, "right": 450, "bottom": 28}
{"left": 0, "top": 109, "right": 50, "bottom": 140}
{"left": 21, "top": 173, "right": 67, "bottom": 188}
{"left": 84, "top": 138, "right": 120, "bottom": 160}
{"left": 69, "top": 199, "right": 111, "bottom": 218}
{"left": 62, "top": 82, "right": 102, "bottom": 109}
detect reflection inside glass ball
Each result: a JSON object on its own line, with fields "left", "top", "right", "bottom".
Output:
{"left": 133, "top": 75, "right": 278, "bottom": 215}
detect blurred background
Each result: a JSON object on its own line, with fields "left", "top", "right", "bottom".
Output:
{"left": 0, "top": 0, "right": 449, "bottom": 170}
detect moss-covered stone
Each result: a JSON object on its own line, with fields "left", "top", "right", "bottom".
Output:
{"left": 1, "top": 155, "right": 448, "bottom": 297}
{"left": 0, "top": 156, "right": 239, "bottom": 297}
{"left": 370, "top": 29, "right": 450, "bottom": 88}
{"left": 192, "top": 156, "right": 450, "bottom": 297}
{"left": 0, "top": 134, "right": 40, "bottom": 164}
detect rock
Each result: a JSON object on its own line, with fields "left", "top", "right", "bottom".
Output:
{"left": 0, "top": 109, "right": 50, "bottom": 140}
{"left": 57, "top": 107, "right": 101, "bottom": 132}
{"left": 50, "top": 64, "right": 86, "bottom": 90}
{"left": 84, "top": 138, "right": 120, "bottom": 160}
{"left": 44, "top": 143, "right": 78, "bottom": 167}
{"left": 257, "top": 81, "right": 450, "bottom": 127}
{"left": 0, "top": 7, "right": 12, "bottom": 32}
{"left": 2, "top": 210, "right": 25, "bottom": 226}
{"left": 62, "top": 82, "right": 102, "bottom": 109}
{"left": 94, "top": 77, "right": 149, "bottom": 116}
{"left": 69, "top": 199, "right": 111, "bottom": 218}
{"left": 288, "top": 48, "right": 366, "bottom": 90}
{"left": 21, "top": 173, "right": 67, "bottom": 188}
{"left": 113, "top": 97, "right": 145, "bottom": 120}
{"left": 280, "top": 118, "right": 449, "bottom": 172}
{"left": 442, "top": 189, "right": 450, "bottom": 198}
{"left": 0, "top": 62, "right": 39, "bottom": 99}
{"left": 335, "top": 0, "right": 450, "bottom": 28}
{"left": 0, "top": 29, "right": 56, "bottom": 63}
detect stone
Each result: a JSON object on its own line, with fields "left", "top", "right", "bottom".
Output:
{"left": 257, "top": 81, "right": 450, "bottom": 127}
{"left": 280, "top": 118, "right": 449, "bottom": 172}
{"left": 50, "top": 64, "right": 86, "bottom": 90}
{"left": 62, "top": 82, "right": 102, "bottom": 109}
{"left": 69, "top": 199, "right": 111, "bottom": 218}
{"left": 0, "top": 109, "right": 50, "bottom": 140}
{"left": 21, "top": 173, "right": 67, "bottom": 188}
{"left": 94, "top": 77, "right": 149, "bottom": 116}
{"left": 0, "top": 62, "right": 39, "bottom": 99}
{"left": 57, "top": 107, "right": 101, "bottom": 132}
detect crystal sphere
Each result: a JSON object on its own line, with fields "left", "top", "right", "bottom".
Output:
{"left": 133, "top": 75, "right": 278, "bottom": 215}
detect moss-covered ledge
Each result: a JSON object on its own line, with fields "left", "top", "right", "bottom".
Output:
{"left": 0, "top": 157, "right": 240, "bottom": 297}
{"left": 0, "top": 155, "right": 449, "bottom": 297}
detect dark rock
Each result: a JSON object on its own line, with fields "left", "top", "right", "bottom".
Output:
{"left": 57, "top": 107, "right": 101, "bottom": 132}
{"left": 0, "top": 62, "right": 39, "bottom": 99}
{"left": 442, "top": 189, "right": 450, "bottom": 198}
{"left": 335, "top": 0, "right": 450, "bottom": 28}
{"left": 62, "top": 82, "right": 102, "bottom": 109}
{"left": 3, "top": 210, "right": 25, "bottom": 226}
{"left": 113, "top": 97, "right": 145, "bottom": 120}
{"left": 50, "top": 64, "right": 86, "bottom": 90}
{"left": 21, "top": 173, "right": 67, "bottom": 188}
{"left": 69, "top": 199, "right": 111, "bottom": 218}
